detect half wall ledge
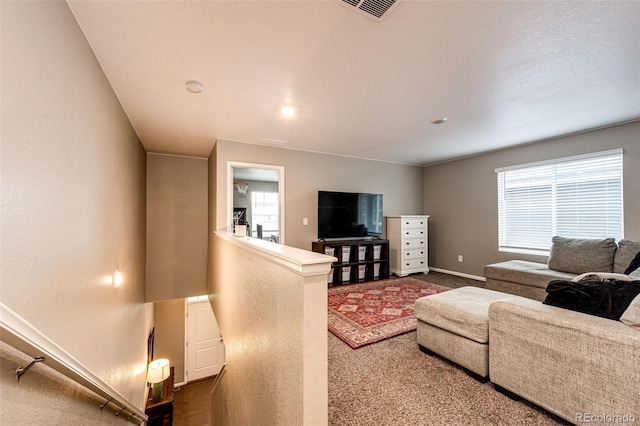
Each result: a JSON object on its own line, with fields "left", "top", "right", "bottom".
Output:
{"left": 215, "top": 232, "right": 337, "bottom": 277}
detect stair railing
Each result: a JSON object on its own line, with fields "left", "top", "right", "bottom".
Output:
{"left": 0, "top": 302, "right": 148, "bottom": 424}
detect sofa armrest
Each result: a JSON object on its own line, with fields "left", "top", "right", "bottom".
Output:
{"left": 489, "top": 298, "right": 640, "bottom": 424}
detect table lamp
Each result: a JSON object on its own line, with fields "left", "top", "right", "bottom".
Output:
{"left": 147, "top": 358, "right": 170, "bottom": 402}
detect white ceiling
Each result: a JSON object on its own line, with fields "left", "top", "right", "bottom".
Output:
{"left": 68, "top": 0, "right": 640, "bottom": 166}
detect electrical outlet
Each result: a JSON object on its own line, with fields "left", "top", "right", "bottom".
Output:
{"left": 458, "top": 255, "right": 463, "bottom": 262}
{"left": 303, "top": 217, "right": 308, "bottom": 226}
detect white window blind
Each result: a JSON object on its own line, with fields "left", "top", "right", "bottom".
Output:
{"left": 497, "top": 149, "right": 623, "bottom": 255}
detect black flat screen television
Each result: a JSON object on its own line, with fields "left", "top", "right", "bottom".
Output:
{"left": 318, "top": 191, "right": 383, "bottom": 239}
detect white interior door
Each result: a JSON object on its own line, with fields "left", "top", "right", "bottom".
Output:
{"left": 186, "top": 300, "right": 224, "bottom": 382}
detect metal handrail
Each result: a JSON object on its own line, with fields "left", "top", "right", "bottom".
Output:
{"left": 0, "top": 302, "right": 148, "bottom": 424}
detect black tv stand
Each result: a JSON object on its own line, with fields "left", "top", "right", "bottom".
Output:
{"left": 312, "top": 239, "right": 389, "bottom": 286}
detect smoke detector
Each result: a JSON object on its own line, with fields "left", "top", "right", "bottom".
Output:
{"left": 334, "top": 0, "right": 402, "bottom": 22}
{"left": 185, "top": 80, "right": 203, "bottom": 94}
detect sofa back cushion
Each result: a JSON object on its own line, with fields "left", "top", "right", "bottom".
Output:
{"left": 614, "top": 239, "right": 640, "bottom": 273}
{"left": 548, "top": 236, "right": 616, "bottom": 274}
{"left": 625, "top": 251, "right": 640, "bottom": 276}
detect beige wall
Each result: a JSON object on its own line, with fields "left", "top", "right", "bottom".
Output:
{"left": 153, "top": 300, "right": 186, "bottom": 384}
{"left": 215, "top": 140, "right": 424, "bottom": 250}
{"left": 424, "top": 121, "right": 640, "bottom": 277}
{"left": 146, "top": 153, "right": 208, "bottom": 301}
{"left": 1, "top": 0, "right": 152, "bottom": 419}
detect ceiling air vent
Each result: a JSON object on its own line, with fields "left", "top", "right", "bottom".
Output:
{"left": 336, "top": 0, "right": 402, "bottom": 22}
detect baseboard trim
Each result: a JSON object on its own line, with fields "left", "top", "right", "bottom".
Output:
{"left": 429, "top": 267, "right": 485, "bottom": 282}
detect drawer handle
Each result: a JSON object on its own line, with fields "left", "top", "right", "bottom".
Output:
{"left": 405, "top": 242, "right": 410, "bottom": 245}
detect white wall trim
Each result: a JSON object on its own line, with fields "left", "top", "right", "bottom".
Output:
{"left": 183, "top": 298, "right": 189, "bottom": 387}
{"left": 429, "top": 267, "right": 486, "bottom": 282}
{"left": 147, "top": 151, "right": 208, "bottom": 161}
{"left": 227, "top": 161, "right": 286, "bottom": 244}
{"left": 217, "top": 137, "right": 421, "bottom": 167}
{"left": 494, "top": 148, "right": 623, "bottom": 173}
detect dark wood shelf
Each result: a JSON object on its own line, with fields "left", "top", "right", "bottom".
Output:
{"left": 312, "top": 239, "right": 390, "bottom": 285}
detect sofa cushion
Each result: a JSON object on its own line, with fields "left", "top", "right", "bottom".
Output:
{"left": 547, "top": 236, "right": 616, "bottom": 274}
{"left": 414, "top": 286, "right": 514, "bottom": 344}
{"left": 485, "top": 260, "right": 576, "bottom": 290}
{"left": 615, "top": 240, "right": 640, "bottom": 273}
{"left": 620, "top": 293, "right": 640, "bottom": 330}
{"left": 623, "top": 250, "right": 640, "bottom": 275}
{"left": 543, "top": 279, "right": 640, "bottom": 320}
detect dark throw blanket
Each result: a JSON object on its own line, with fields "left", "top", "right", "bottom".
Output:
{"left": 543, "top": 279, "right": 640, "bottom": 320}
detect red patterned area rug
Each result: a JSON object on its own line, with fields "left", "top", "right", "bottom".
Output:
{"left": 328, "top": 277, "right": 451, "bottom": 349}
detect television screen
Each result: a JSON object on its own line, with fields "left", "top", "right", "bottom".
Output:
{"left": 318, "top": 191, "right": 383, "bottom": 239}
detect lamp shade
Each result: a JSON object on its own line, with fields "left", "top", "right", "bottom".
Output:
{"left": 147, "top": 358, "right": 170, "bottom": 384}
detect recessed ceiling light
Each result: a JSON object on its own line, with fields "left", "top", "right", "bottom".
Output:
{"left": 280, "top": 105, "right": 296, "bottom": 117}
{"left": 186, "top": 80, "right": 203, "bottom": 94}
{"left": 430, "top": 117, "right": 448, "bottom": 125}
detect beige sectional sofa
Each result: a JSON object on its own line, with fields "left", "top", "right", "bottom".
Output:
{"left": 416, "top": 238, "right": 640, "bottom": 424}
{"left": 417, "top": 285, "right": 640, "bottom": 425}
{"left": 489, "top": 296, "right": 640, "bottom": 424}
{"left": 484, "top": 237, "right": 640, "bottom": 301}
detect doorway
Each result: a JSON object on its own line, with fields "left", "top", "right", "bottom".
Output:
{"left": 227, "top": 162, "right": 285, "bottom": 244}
{"left": 185, "top": 297, "right": 224, "bottom": 382}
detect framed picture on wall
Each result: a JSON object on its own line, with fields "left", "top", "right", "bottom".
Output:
{"left": 147, "top": 327, "right": 155, "bottom": 363}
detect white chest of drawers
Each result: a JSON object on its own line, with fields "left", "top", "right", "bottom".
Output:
{"left": 386, "top": 215, "right": 429, "bottom": 277}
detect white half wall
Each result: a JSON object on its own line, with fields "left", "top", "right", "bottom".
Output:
{"left": 209, "top": 233, "right": 333, "bottom": 425}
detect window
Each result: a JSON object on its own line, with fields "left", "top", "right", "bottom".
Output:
{"left": 251, "top": 191, "right": 279, "bottom": 240}
{"left": 497, "top": 149, "right": 623, "bottom": 255}
{"left": 186, "top": 295, "right": 209, "bottom": 304}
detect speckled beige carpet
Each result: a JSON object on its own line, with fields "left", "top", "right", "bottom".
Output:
{"left": 328, "top": 331, "right": 567, "bottom": 426}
